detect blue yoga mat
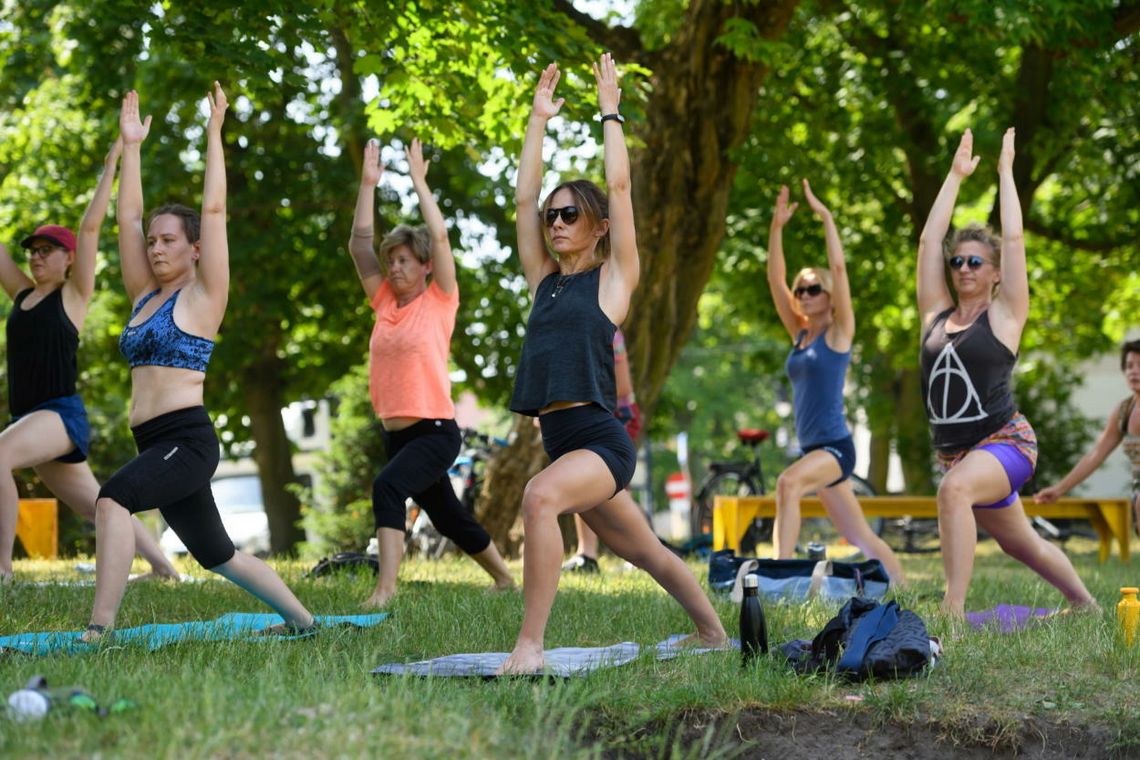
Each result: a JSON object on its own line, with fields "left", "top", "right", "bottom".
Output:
{"left": 372, "top": 635, "right": 733, "bottom": 678}
{"left": 0, "top": 613, "right": 388, "bottom": 656}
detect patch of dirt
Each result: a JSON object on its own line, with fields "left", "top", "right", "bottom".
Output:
{"left": 619, "top": 709, "right": 1127, "bottom": 759}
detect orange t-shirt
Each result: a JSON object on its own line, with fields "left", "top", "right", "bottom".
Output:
{"left": 368, "top": 279, "right": 458, "bottom": 420}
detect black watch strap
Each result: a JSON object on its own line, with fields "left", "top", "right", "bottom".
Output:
{"left": 600, "top": 113, "right": 625, "bottom": 124}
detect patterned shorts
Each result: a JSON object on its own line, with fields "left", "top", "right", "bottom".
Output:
{"left": 935, "top": 412, "right": 1038, "bottom": 473}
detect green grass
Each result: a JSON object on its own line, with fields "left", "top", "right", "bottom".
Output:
{"left": 1, "top": 538, "right": 1138, "bottom": 758}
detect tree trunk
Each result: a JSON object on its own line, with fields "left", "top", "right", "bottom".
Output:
{"left": 241, "top": 352, "right": 305, "bottom": 554}
{"left": 895, "top": 367, "right": 935, "bottom": 494}
{"left": 625, "top": 0, "right": 801, "bottom": 419}
{"left": 475, "top": 414, "right": 548, "bottom": 557}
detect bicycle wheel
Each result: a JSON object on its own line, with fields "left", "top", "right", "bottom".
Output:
{"left": 692, "top": 470, "right": 759, "bottom": 545}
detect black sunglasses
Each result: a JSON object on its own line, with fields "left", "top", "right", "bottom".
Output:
{"left": 947, "top": 255, "right": 991, "bottom": 271}
{"left": 793, "top": 283, "right": 824, "bottom": 298}
{"left": 544, "top": 206, "right": 580, "bottom": 227}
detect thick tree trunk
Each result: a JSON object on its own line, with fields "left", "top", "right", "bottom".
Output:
{"left": 625, "top": 0, "right": 801, "bottom": 419}
{"left": 475, "top": 414, "right": 548, "bottom": 557}
{"left": 241, "top": 352, "right": 305, "bottom": 554}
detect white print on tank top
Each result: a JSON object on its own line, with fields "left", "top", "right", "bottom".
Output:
{"left": 927, "top": 342, "right": 988, "bottom": 424}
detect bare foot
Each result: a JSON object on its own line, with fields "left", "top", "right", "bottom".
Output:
{"left": 496, "top": 641, "right": 545, "bottom": 675}
{"left": 128, "top": 569, "right": 182, "bottom": 583}
{"left": 0, "top": 572, "right": 12, "bottom": 585}
{"left": 362, "top": 588, "right": 396, "bottom": 609}
{"left": 489, "top": 578, "right": 517, "bottom": 593}
{"left": 79, "top": 624, "right": 111, "bottom": 644}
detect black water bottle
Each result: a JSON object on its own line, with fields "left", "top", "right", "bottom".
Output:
{"left": 739, "top": 574, "right": 768, "bottom": 663}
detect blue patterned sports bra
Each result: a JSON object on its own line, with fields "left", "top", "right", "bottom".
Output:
{"left": 119, "top": 289, "right": 214, "bottom": 372}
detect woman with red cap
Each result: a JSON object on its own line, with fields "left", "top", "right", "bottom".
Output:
{"left": 0, "top": 141, "right": 178, "bottom": 583}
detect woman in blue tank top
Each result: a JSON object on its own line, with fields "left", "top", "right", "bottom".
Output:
{"left": 81, "top": 85, "right": 314, "bottom": 640}
{"left": 917, "top": 128, "right": 1095, "bottom": 619}
{"left": 498, "top": 55, "right": 727, "bottom": 674}
{"left": 766, "top": 181, "right": 904, "bottom": 584}
{"left": 0, "top": 141, "right": 177, "bottom": 584}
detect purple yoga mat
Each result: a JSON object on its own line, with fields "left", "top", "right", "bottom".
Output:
{"left": 965, "top": 604, "right": 1056, "bottom": 632}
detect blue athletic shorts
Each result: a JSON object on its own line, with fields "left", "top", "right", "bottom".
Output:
{"left": 10, "top": 394, "right": 89, "bottom": 464}
{"left": 802, "top": 435, "right": 856, "bottom": 488}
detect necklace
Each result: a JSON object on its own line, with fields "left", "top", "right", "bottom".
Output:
{"left": 551, "top": 274, "right": 573, "bottom": 298}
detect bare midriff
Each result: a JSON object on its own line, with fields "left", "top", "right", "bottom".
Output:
{"left": 128, "top": 366, "right": 206, "bottom": 427}
{"left": 382, "top": 416, "right": 423, "bottom": 432}
{"left": 539, "top": 400, "right": 592, "bottom": 415}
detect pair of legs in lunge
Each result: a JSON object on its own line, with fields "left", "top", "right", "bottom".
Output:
{"left": 0, "top": 406, "right": 177, "bottom": 582}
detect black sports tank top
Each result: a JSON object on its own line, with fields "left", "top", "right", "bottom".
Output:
{"left": 510, "top": 266, "right": 617, "bottom": 416}
{"left": 920, "top": 308, "right": 1018, "bottom": 450}
{"left": 6, "top": 287, "right": 79, "bottom": 416}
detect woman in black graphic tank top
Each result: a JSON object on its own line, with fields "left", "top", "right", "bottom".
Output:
{"left": 917, "top": 128, "right": 1096, "bottom": 619}
{"left": 0, "top": 141, "right": 177, "bottom": 583}
{"left": 498, "top": 55, "right": 726, "bottom": 674}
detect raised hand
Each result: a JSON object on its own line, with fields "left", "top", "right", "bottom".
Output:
{"left": 998, "top": 127, "right": 1015, "bottom": 176}
{"left": 592, "top": 53, "right": 621, "bottom": 115}
{"left": 950, "top": 128, "right": 981, "bottom": 178}
{"left": 207, "top": 81, "right": 228, "bottom": 132}
{"left": 119, "top": 90, "right": 152, "bottom": 145}
{"left": 361, "top": 138, "right": 382, "bottom": 187}
{"left": 772, "top": 185, "right": 798, "bottom": 228}
{"left": 104, "top": 137, "right": 124, "bottom": 170}
{"left": 801, "top": 179, "right": 831, "bottom": 218}
{"left": 532, "top": 63, "right": 565, "bottom": 120}
{"left": 407, "top": 137, "right": 429, "bottom": 188}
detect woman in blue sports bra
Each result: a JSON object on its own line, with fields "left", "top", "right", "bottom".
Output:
{"left": 0, "top": 141, "right": 177, "bottom": 584}
{"left": 81, "top": 85, "right": 314, "bottom": 640}
{"left": 498, "top": 56, "right": 726, "bottom": 675}
{"left": 917, "top": 127, "right": 1095, "bottom": 619}
{"left": 765, "top": 180, "right": 904, "bottom": 585}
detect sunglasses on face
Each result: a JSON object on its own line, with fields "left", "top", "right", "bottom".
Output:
{"left": 793, "top": 283, "right": 824, "bottom": 298}
{"left": 26, "top": 245, "right": 62, "bottom": 259}
{"left": 544, "top": 206, "right": 580, "bottom": 227}
{"left": 947, "top": 255, "right": 991, "bottom": 271}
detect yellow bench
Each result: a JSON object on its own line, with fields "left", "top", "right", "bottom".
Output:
{"left": 713, "top": 495, "right": 1132, "bottom": 563}
{"left": 15, "top": 498, "right": 59, "bottom": 559}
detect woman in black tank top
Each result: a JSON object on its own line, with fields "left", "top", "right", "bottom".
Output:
{"left": 498, "top": 55, "right": 727, "bottom": 675}
{"left": 916, "top": 127, "right": 1095, "bottom": 619}
{"left": 0, "top": 141, "right": 177, "bottom": 584}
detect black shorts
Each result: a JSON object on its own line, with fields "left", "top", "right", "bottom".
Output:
{"left": 802, "top": 435, "right": 856, "bottom": 488}
{"left": 98, "top": 406, "right": 235, "bottom": 568}
{"left": 539, "top": 404, "right": 636, "bottom": 496}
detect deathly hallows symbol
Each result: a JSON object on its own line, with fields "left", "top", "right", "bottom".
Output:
{"left": 927, "top": 343, "right": 987, "bottom": 423}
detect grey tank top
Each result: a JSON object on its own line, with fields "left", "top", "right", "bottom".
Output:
{"left": 510, "top": 266, "right": 617, "bottom": 417}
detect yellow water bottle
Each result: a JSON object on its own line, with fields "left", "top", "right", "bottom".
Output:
{"left": 1118, "top": 587, "right": 1140, "bottom": 647}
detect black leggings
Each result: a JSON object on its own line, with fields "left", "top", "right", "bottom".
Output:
{"left": 98, "top": 406, "right": 235, "bottom": 568}
{"left": 373, "top": 418, "right": 491, "bottom": 555}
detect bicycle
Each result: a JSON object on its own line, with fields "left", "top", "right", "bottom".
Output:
{"left": 404, "top": 428, "right": 505, "bottom": 558}
{"left": 691, "top": 428, "right": 877, "bottom": 556}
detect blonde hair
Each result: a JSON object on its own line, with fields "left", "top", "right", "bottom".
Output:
{"left": 946, "top": 223, "right": 1001, "bottom": 268}
{"left": 790, "top": 267, "right": 834, "bottom": 318}
{"left": 378, "top": 224, "right": 431, "bottom": 265}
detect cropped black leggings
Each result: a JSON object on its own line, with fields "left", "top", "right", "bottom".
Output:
{"left": 373, "top": 418, "right": 491, "bottom": 556}
{"left": 98, "top": 406, "right": 235, "bottom": 568}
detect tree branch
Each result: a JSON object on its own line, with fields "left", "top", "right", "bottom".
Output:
{"left": 1024, "top": 217, "right": 1132, "bottom": 252}
{"left": 551, "top": 0, "right": 644, "bottom": 62}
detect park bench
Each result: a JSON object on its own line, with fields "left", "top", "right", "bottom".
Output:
{"left": 713, "top": 494, "right": 1132, "bottom": 563}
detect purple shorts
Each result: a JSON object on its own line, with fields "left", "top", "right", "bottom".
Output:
{"left": 936, "top": 413, "right": 1037, "bottom": 509}
{"left": 971, "top": 443, "right": 1034, "bottom": 509}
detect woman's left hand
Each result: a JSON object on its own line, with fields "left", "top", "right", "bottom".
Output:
{"left": 998, "top": 127, "right": 1015, "bottom": 175}
{"left": 593, "top": 53, "right": 621, "bottom": 115}
{"left": 407, "top": 137, "right": 429, "bottom": 187}
{"left": 801, "top": 179, "right": 831, "bottom": 218}
{"left": 207, "top": 81, "right": 228, "bottom": 131}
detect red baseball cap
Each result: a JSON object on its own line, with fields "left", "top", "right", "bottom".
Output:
{"left": 21, "top": 224, "right": 77, "bottom": 253}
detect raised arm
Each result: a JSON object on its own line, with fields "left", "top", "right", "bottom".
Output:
{"left": 195, "top": 81, "right": 229, "bottom": 319}
{"left": 348, "top": 138, "right": 384, "bottom": 301}
{"left": 408, "top": 137, "right": 455, "bottom": 294}
{"left": 595, "top": 53, "right": 638, "bottom": 322}
{"left": 1034, "top": 410, "right": 1124, "bottom": 503}
{"left": 0, "top": 243, "right": 32, "bottom": 300}
{"left": 68, "top": 137, "right": 123, "bottom": 310}
{"left": 117, "top": 90, "right": 156, "bottom": 302}
{"left": 766, "top": 185, "right": 801, "bottom": 340}
{"left": 917, "top": 129, "right": 979, "bottom": 325}
{"left": 515, "top": 63, "right": 561, "bottom": 295}
{"left": 992, "top": 128, "right": 1028, "bottom": 331}
{"left": 803, "top": 179, "right": 853, "bottom": 345}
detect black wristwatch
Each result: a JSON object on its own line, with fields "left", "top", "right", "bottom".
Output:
{"left": 600, "top": 113, "right": 625, "bottom": 124}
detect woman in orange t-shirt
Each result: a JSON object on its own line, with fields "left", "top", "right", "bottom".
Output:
{"left": 347, "top": 138, "right": 514, "bottom": 608}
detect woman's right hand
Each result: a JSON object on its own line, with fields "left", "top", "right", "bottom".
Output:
{"left": 1033, "top": 484, "right": 1064, "bottom": 504}
{"left": 361, "top": 138, "right": 382, "bottom": 187}
{"left": 119, "top": 90, "right": 152, "bottom": 146}
{"left": 772, "top": 185, "right": 798, "bottom": 229}
{"left": 950, "top": 128, "right": 981, "bottom": 179}
{"left": 531, "top": 63, "right": 565, "bottom": 120}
